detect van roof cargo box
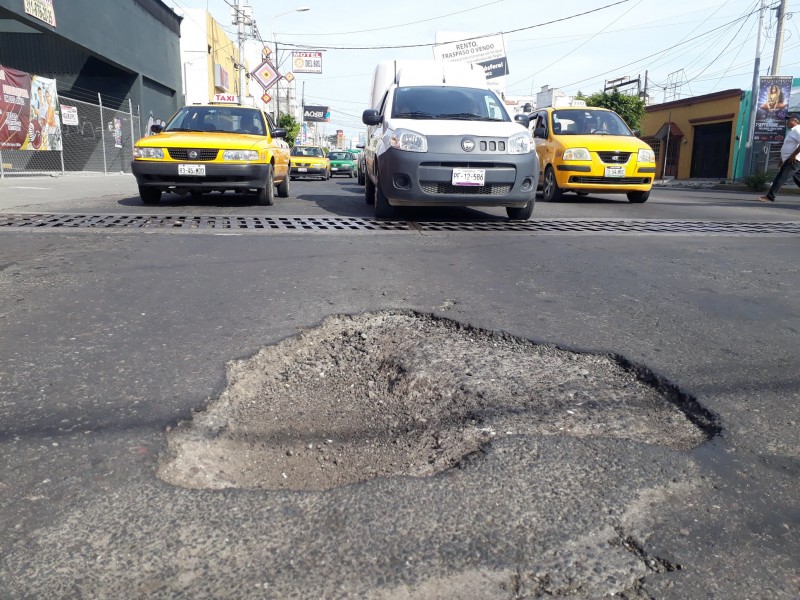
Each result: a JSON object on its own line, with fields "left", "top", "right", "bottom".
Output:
{"left": 369, "top": 60, "right": 488, "bottom": 109}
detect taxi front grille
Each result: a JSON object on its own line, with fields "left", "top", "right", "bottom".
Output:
{"left": 596, "top": 151, "right": 631, "bottom": 164}
{"left": 420, "top": 183, "right": 513, "bottom": 195}
{"left": 167, "top": 149, "right": 219, "bottom": 161}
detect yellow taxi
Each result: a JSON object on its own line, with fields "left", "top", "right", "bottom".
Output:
{"left": 289, "top": 146, "right": 330, "bottom": 180}
{"left": 529, "top": 103, "right": 656, "bottom": 203}
{"left": 131, "top": 102, "right": 290, "bottom": 206}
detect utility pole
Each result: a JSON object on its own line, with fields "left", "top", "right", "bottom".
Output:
{"left": 237, "top": 0, "right": 245, "bottom": 105}
{"left": 771, "top": 0, "right": 787, "bottom": 75}
{"left": 744, "top": 0, "right": 766, "bottom": 178}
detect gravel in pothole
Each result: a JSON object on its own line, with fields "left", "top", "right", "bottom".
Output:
{"left": 157, "top": 311, "right": 714, "bottom": 491}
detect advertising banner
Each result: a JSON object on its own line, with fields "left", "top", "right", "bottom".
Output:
{"left": 0, "top": 65, "right": 32, "bottom": 150}
{"left": 30, "top": 75, "right": 62, "bottom": 150}
{"left": 432, "top": 33, "right": 509, "bottom": 80}
{"left": 292, "top": 51, "right": 323, "bottom": 74}
{"left": 303, "top": 105, "right": 329, "bottom": 122}
{"left": 754, "top": 75, "right": 793, "bottom": 143}
{"left": 24, "top": 0, "right": 56, "bottom": 27}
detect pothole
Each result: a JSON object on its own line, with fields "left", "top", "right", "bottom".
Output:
{"left": 157, "top": 311, "right": 717, "bottom": 491}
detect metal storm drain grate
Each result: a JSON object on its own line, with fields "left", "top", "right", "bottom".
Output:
{"left": 1, "top": 214, "right": 799, "bottom": 235}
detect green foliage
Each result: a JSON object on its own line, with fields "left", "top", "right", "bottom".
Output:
{"left": 743, "top": 172, "right": 768, "bottom": 191}
{"left": 278, "top": 114, "right": 300, "bottom": 148}
{"left": 582, "top": 89, "right": 645, "bottom": 132}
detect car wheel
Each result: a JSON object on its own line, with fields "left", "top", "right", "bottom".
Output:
{"left": 542, "top": 166, "right": 563, "bottom": 202}
{"left": 627, "top": 190, "right": 650, "bottom": 203}
{"left": 358, "top": 170, "right": 365, "bottom": 186}
{"left": 257, "top": 164, "right": 275, "bottom": 206}
{"left": 276, "top": 172, "right": 290, "bottom": 198}
{"left": 139, "top": 185, "right": 161, "bottom": 205}
{"left": 374, "top": 173, "right": 396, "bottom": 219}
{"left": 365, "top": 173, "right": 375, "bottom": 205}
{"left": 506, "top": 199, "right": 534, "bottom": 221}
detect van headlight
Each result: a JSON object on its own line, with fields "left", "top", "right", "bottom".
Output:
{"left": 223, "top": 150, "right": 259, "bottom": 161}
{"left": 389, "top": 128, "right": 427, "bottom": 152}
{"left": 133, "top": 147, "right": 164, "bottom": 159}
{"left": 507, "top": 131, "right": 532, "bottom": 154}
{"left": 562, "top": 147, "right": 591, "bottom": 161}
{"left": 638, "top": 148, "right": 655, "bottom": 163}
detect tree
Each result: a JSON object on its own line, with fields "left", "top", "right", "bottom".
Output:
{"left": 278, "top": 114, "right": 301, "bottom": 148}
{"left": 582, "top": 89, "right": 645, "bottom": 132}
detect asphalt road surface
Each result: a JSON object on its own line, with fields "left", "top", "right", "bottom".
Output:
{"left": 0, "top": 174, "right": 798, "bottom": 599}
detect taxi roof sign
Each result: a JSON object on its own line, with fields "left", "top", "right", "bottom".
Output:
{"left": 213, "top": 93, "right": 238, "bottom": 103}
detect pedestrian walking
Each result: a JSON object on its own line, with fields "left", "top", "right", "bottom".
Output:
{"left": 759, "top": 112, "right": 800, "bottom": 202}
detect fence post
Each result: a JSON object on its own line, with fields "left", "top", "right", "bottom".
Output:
{"left": 0, "top": 150, "right": 4, "bottom": 179}
{"left": 98, "top": 93, "right": 108, "bottom": 174}
{"left": 128, "top": 99, "right": 136, "bottom": 150}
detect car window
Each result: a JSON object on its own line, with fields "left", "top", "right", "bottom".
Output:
{"left": 165, "top": 106, "right": 266, "bottom": 134}
{"left": 290, "top": 146, "right": 324, "bottom": 157}
{"left": 392, "top": 86, "right": 510, "bottom": 121}
{"left": 551, "top": 109, "right": 632, "bottom": 136}
{"left": 329, "top": 152, "right": 348, "bottom": 160}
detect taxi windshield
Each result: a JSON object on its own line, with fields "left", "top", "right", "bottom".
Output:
{"left": 329, "top": 152, "right": 351, "bottom": 160}
{"left": 165, "top": 106, "right": 266, "bottom": 135}
{"left": 290, "top": 146, "right": 324, "bottom": 157}
{"left": 551, "top": 109, "right": 633, "bottom": 136}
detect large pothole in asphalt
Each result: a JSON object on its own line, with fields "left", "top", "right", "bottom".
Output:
{"left": 157, "top": 311, "right": 716, "bottom": 491}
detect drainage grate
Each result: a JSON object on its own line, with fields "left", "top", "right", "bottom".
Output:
{"left": 0, "top": 214, "right": 799, "bottom": 235}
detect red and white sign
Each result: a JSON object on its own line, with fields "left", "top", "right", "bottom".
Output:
{"left": 251, "top": 59, "right": 280, "bottom": 91}
{"left": 213, "top": 93, "right": 236, "bottom": 103}
{"left": 291, "top": 51, "right": 322, "bottom": 74}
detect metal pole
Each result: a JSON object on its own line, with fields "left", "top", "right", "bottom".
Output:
{"left": 0, "top": 151, "right": 4, "bottom": 179}
{"left": 771, "top": 0, "right": 787, "bottom": 75}
{"left": 128, "top": 99, "right": 136, "bottom": 173}
{"left": 275, "top": 41, "right": 280, "bottom": 122}
{"left": 744, "top": 0, "right": 766, "bottom": 178}
{"left": 99, "top": 93, "right": 108, "bottom": 175}
{"left": 662, "top": 111, "right": 671, "bottom": 180}
{"left": 237, "top": 0, "right": 245, "bottom": 105}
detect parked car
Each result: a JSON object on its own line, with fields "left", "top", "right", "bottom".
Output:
{"left": 289, "top": 145, "right": 330, "bottom": 180}
{"left": 354, "top": 144, "right": 366, "bottom": 185}
{"left": 362, "top": 60, "right": 538, "bottom": 220}
{"left": 528, "top": 103, "right": 656, "bottom": 203}
{"left": 328, "top": 150, "right": 357, "bottom": 177}
{"left": 131, "top": 103, "right": 290, "bottom": 206}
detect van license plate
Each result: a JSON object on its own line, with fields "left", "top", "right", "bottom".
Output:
{"left": 604, "top": 166, "right": 625, "bottom": 178}
{"left": 178, "top": 164, "right": 205, "bottom": 176}
{"left": 452, "top": 168, "right": 485, "bottom": 186}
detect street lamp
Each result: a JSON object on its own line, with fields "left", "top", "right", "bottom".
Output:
{"left": 272, "top": 7, "right": 310, "bottom": 122}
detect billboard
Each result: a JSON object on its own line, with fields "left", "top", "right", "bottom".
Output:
{"left": 1, "top": 66, "right": 62, "bottom": 151}
{"left": 303, "top": 105, "right": 329, "bottom": 122}
{"left": 754, "top": 75, "right": 793, "bottom": 143}
{"left": 292, "top": 51, "right": 323, "bottom": 74}
{"left": 432, "top": 32, "right": 509, "bottom": 84}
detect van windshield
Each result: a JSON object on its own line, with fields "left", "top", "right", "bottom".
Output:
{"left": 392, "top": 86, "right": 509, "bottom": 121}
{"left": 551, "top": 109, "right": 633, "bottom": 136}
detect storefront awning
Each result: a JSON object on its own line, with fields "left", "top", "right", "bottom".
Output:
{"left": 654, "top": 121, "right": 684, "bottom": 140}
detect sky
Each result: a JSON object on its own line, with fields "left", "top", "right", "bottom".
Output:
{"left": 170, "top": 0, "right": 799, "bottom": 142}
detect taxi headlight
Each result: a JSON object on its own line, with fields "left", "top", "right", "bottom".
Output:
{"left": 563, "top": 147, "right": 591, "bottom": 161}
{"left": 638, "top": 148, "right": 655, "bottom": 163}
{"left": 389, "top": 128, "right": 427, "bottom": 152}
{"left": 133, "top": 147, "right": 164, "bottom": 159}
{"left": 508, "top": 131, "right": 532, "bottom": 154}
{"left": 223, "top": 150, "right": 259, "bottom": 161}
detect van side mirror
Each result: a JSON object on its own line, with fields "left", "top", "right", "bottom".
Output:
{"left": 533, "top": 127, "right": 546, "bottom": 139}
{"left": 362, "top": 109, "right": 382, "bottom": 126}
{"left": 514, "top": 114, "right": 530, "bottom": 127}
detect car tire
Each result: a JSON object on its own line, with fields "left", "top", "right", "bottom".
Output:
{"left": 257, "top": 164, "right": 275, "bottom": 206}
{"left": 542, "top": 166, "right": 563, "bottom": 202}
{"left": 627, "top": 190, "right": 650, "bottom": 203}
{"left": 374, "top": 173, "right": 396, "bottom": 219}
{"left": 358, "top": 170, "right": 365, "bottom": 185}
{"left": 506, "top": 199, "right": 534, "bottom": 221}
{"left": 365, "top": 173, "right": 375, "bottom": 205}
{"left": 276, "top": 172, "right": 290, "bottom": 198}
{"left": 139, "top": 186, "right": 161, "bottom": 205}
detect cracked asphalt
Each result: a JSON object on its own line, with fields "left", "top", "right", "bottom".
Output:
{"left": 0, "top": 175, "right": 798, "bottom": 599}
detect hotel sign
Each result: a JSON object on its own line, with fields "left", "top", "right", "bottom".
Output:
{"left": 24, "top": 0, "right": 56, "bottom": 27}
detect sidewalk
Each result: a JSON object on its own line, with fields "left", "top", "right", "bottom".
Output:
{"left": 653, "top": 177, "right": 800, "bottom": 195}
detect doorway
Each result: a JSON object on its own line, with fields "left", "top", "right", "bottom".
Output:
{"left": 691, "top": 122, "right": 732, "bottom": 178}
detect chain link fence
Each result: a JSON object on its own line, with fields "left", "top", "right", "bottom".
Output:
{"left": 0, "top": 96, "right": 140, "bottom": 178}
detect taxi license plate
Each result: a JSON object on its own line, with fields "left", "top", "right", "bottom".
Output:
{"left": 298, "top": 167, "right": 308, "bottom": 172}
{"left": 452, "top": 168, "right": 485, "bottom": 186}
{"left": 331, "top": 167, "right": 338, "bottom": 171}
{"left": 178, "top": 164, "right": 205, "bottom": 176}
{"left": 604, "top": 166, "right": 625, "bottom": 178}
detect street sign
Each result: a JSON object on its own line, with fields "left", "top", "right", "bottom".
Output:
{"left": 251, "top": 58, "right": 280, "bottom": 91}
{"left": 261, "top": 92, "right": 271, "bottom": 104}
{"left": 213, "top": 93, "right": 237, "bottom": 103}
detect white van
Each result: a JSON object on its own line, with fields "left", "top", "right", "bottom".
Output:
{"left": 361, "top": 60, "right": 539, "bottom": 220}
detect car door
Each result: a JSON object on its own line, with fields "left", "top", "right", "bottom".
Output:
{"left": 365, "top": 90, "right": 389, "bottom": 180}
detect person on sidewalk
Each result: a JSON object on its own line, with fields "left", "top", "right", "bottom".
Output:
{"left": 759, "top": 113, "right": 800, "bottom": 202}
